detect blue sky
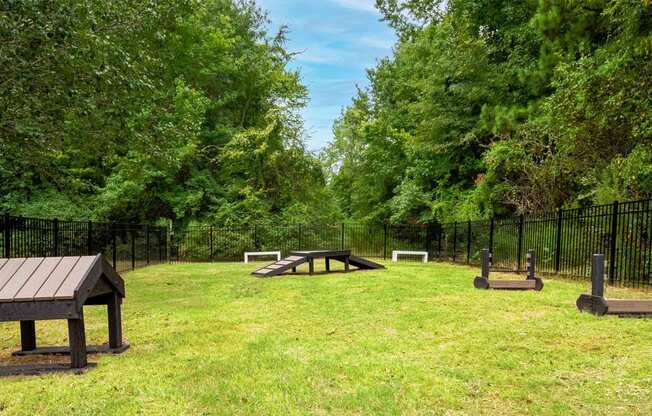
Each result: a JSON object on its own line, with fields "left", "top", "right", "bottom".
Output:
{"left": 257, "top": 0, "right": 396, "bottom": 151}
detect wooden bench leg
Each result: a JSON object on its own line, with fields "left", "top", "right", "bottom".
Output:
{"left": 20, "top": 320, "right": 36, "bottom": 351}
{"left": 68, "top": 312, "right": 87, "bottom": 369}
{"left": 309, "top": 259, "right": 314, "bottom": 275}
{"left": 325, "top": 258, "right": 330, "bottom": 272}
{"left": 344, "top": 256, "right": 350, "bottom": 272}
{"left": 292, "top": 267, "right": 297, "bottom": 273}
{"left": 108, "top": 293, "right": 123, "bottom": 349}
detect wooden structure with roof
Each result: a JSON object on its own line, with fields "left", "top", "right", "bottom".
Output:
{"left": 0, "top": 254, "right": 127, "bottom": 369}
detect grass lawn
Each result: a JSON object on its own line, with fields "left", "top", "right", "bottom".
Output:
{"left": 1, "top": 261, "right": 651, "bottom": 415}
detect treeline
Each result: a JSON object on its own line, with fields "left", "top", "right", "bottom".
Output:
{"left": 0, "top": 0, "right": 338, "bottom": 226}
{"left": 324, "top": 0, "right": 652, "bottom": 223}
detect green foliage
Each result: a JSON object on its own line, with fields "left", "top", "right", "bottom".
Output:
{"left": 0, "top": 0, "right": 328, "bottom": 225}
{"left": 326, "top": 0, "right": 652, "bottom": 222}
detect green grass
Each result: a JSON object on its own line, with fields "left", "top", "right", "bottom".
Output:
{"left": 1, "top": 261, "right": 651, "bottom": 415}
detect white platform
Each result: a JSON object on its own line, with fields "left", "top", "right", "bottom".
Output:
{"left": 392, "top": 250, "right": 428, "bottom": 263}
{"left": 244, "top": 251, "right": 281, "bottom": 263}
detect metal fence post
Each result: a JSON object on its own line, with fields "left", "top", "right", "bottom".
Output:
{"left": 466, "top": 220, "right": 472, "bottom": 263}
{"left": 437, "top": 223, "right": 442, "bottom": 259}
{"left": 4, "top": 214, "right": 11, "bottom": 258}
{"left": 159, "top": 228, "right": 163, "bottom": 263}
{"left": 131, "top": 227, "right": 136, "bottom": 271}
{"left": 341, "top": 223, "right": 345, "bottom": 250}
{"left": 209, "top": 225, "right": 214, "bottom": 263}
{"left": 452, "top": 221, "right": 458, "bottom": 262}
{"left": 87, "top": 221, "right": 93, "bottom": 256}
{"left": 383, "top": 224, "right": 388, "bottom": 260}
{"left": 146, "top": 225, "right": 150, "bottom": 265}
{"left": 608, "top": 201, "right": 619, "bottom": 282}
{"left": 53, "top": 218, "right": 59, "bottom": 257}
{"left": 555, "top": 208, "right": 563, "bottom": 273}
{"left": 111, "top": 223, "right": 117, "bottom": 270}
{"left": 517, "top": 215, "right": 524, "bottom": 271}
{"left": 488, "top": 217, "right": 495, "bottom": 254}
{"left": 298, "top": 224, "right": 302, "bottom": 250}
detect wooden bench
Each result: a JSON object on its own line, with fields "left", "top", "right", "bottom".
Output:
{"left": 244, "top": 251, "right": 281, "bottom": 263}
{"left": 392, "top": 250, "right": 428, "bottom": 263}
{"left": 576, "top": 254, "right": 652, "bottom": 317}
{"left": 474, "top": 249, "right": 544, "bottom": 291}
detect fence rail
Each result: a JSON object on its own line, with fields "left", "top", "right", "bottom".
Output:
{"left": 2, "top": 198, "right": 651, "bottom": 288}
{"left": 0, "top": 214, "right": 168, "bottom": 274}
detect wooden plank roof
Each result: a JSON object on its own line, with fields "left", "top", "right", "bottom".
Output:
{"left": 0, "top": 255, "right": 124, "bottom": 304}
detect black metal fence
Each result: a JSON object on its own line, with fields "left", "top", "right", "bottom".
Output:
{"left": 172, "top": 199, "right": 651, "bottom": 288}
{"left": 2, "top": 199, "right": 650, "bottom": 288}
{"left": 0, "top": 214, "right": 168, "bottom": 274}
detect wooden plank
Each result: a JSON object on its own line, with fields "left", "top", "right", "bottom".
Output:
{"left": 488, "top": 280, "right": 537, "bottom": 290}
{"left": 0, "top": 259, "right": 9, "bottom": 272}
{"left": 0, "top": 300, "right": 78, "bottom": 322}
{"left": 55, "top": 256, "right": 98, "bottom": 300}
{"left": 0, "top": 258, "right": 27, "bottom": 294}
{"left": 606, "top": 300, "right": 652, "bottom": 314}
{"left": 34, "top": 257, "right": 81, "bottom": 301}
{"left": 13, "top": 257, "right": 64, "bottom": 301}
{"left": 0, "top": 258, "right": 44, "bottom": 301}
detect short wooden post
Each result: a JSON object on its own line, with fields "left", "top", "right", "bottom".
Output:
{"left": 68, "top": 312, "right": 87, "bottom": 369}
{"left": 20, "top": 320, "right": 36, "bottom": 351}
{"left": 308, "top": 258, "right": 314, "bottom": 275}
{"left": 592, "top": 254, "right": 605, "bottom": 298}
{"left": 107, "top": 293, "right": 123, "bottom": 349}
{"left": 481, "top": 249, "right": 490, "bottom": 279}
{"left": 526, "top": 249, "right": 536, "bottom": 280}
{"left": 344, "top": 255, "right": 350, "bottom": 272}
{"left": 325, "top": 258, "right": 330, "bottom": 272}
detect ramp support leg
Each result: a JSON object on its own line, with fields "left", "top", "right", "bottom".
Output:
{"left": 108, "top": 293, "right": 123, "bottom": 349}
{"left": 68, "top": 311, "right": 87, "bottom": 369}
{"left": 20, "top": 320, "right": 36, "bottom": 351}
{"left": 344, "top": 256, "right": 350, "bottom": 272}
{"left": 325, "top": 258, "right": 330, "bottom": 272}
{"left": 309, "top": 258, "right": 314, "bottom": 275}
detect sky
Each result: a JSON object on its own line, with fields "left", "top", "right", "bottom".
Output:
{"left": 257, "top": 0, "right": 396, "bottom": 152}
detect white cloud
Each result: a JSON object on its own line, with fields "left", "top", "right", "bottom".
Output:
{"left": 356, "top": 35, "right": 394, "bottom": 50}
{"left": 330, "top": 0, "right": 378, "bottom": 13}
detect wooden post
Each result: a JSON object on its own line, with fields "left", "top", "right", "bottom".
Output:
{"left": 481, "top": 249, "right": 490, "bottom": 279}
{"left": 3, "top": 213, "right": 10, "bottom": 258}
{"left": 20, "top": 320, "right": 36, "bottom": 351}
{"left": 68, "top": 312, "right": 87, "bottom": 369}
{"left": 592, "top": 254, "right": 605, "bottom": 298}
{"left": 608, "top": 201, "right": 619, "bottom": 282}
{"left": 308, "top": 258, "right": 314, "bottom": 275}
{"left": 526, "top": 249, "right": 536, "bottom": 280}
{"left": 344, "top": 255, "right": 350, "bottom": 272}
{"left": 107, "top": 293, "right": 123, "bottom": 349}
{"left": 325, "top": 258, "right": 330, "bottom": 272}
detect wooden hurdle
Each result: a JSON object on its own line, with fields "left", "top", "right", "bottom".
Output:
{"left": 576, "top": 254, "right": 652, "bottom": 317}
{"left": 473, "top": 249, "right": 544, "bottom": 291}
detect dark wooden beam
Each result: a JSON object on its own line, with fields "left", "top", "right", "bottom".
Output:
{"left": 107, "top": 293, "right": 123, "bottom": 349}
{"left": 20, "top": 320, "right": 36, "bottom": 351}
{"left": 67, "top": 313, "right": 87, "bottom": 369}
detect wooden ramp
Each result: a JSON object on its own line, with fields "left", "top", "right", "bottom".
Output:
{"left": 348, "top": 256, "right": 384, "bottom": 270}
{"left": 252, "top": 255, "right": 307, "bottom": 277}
